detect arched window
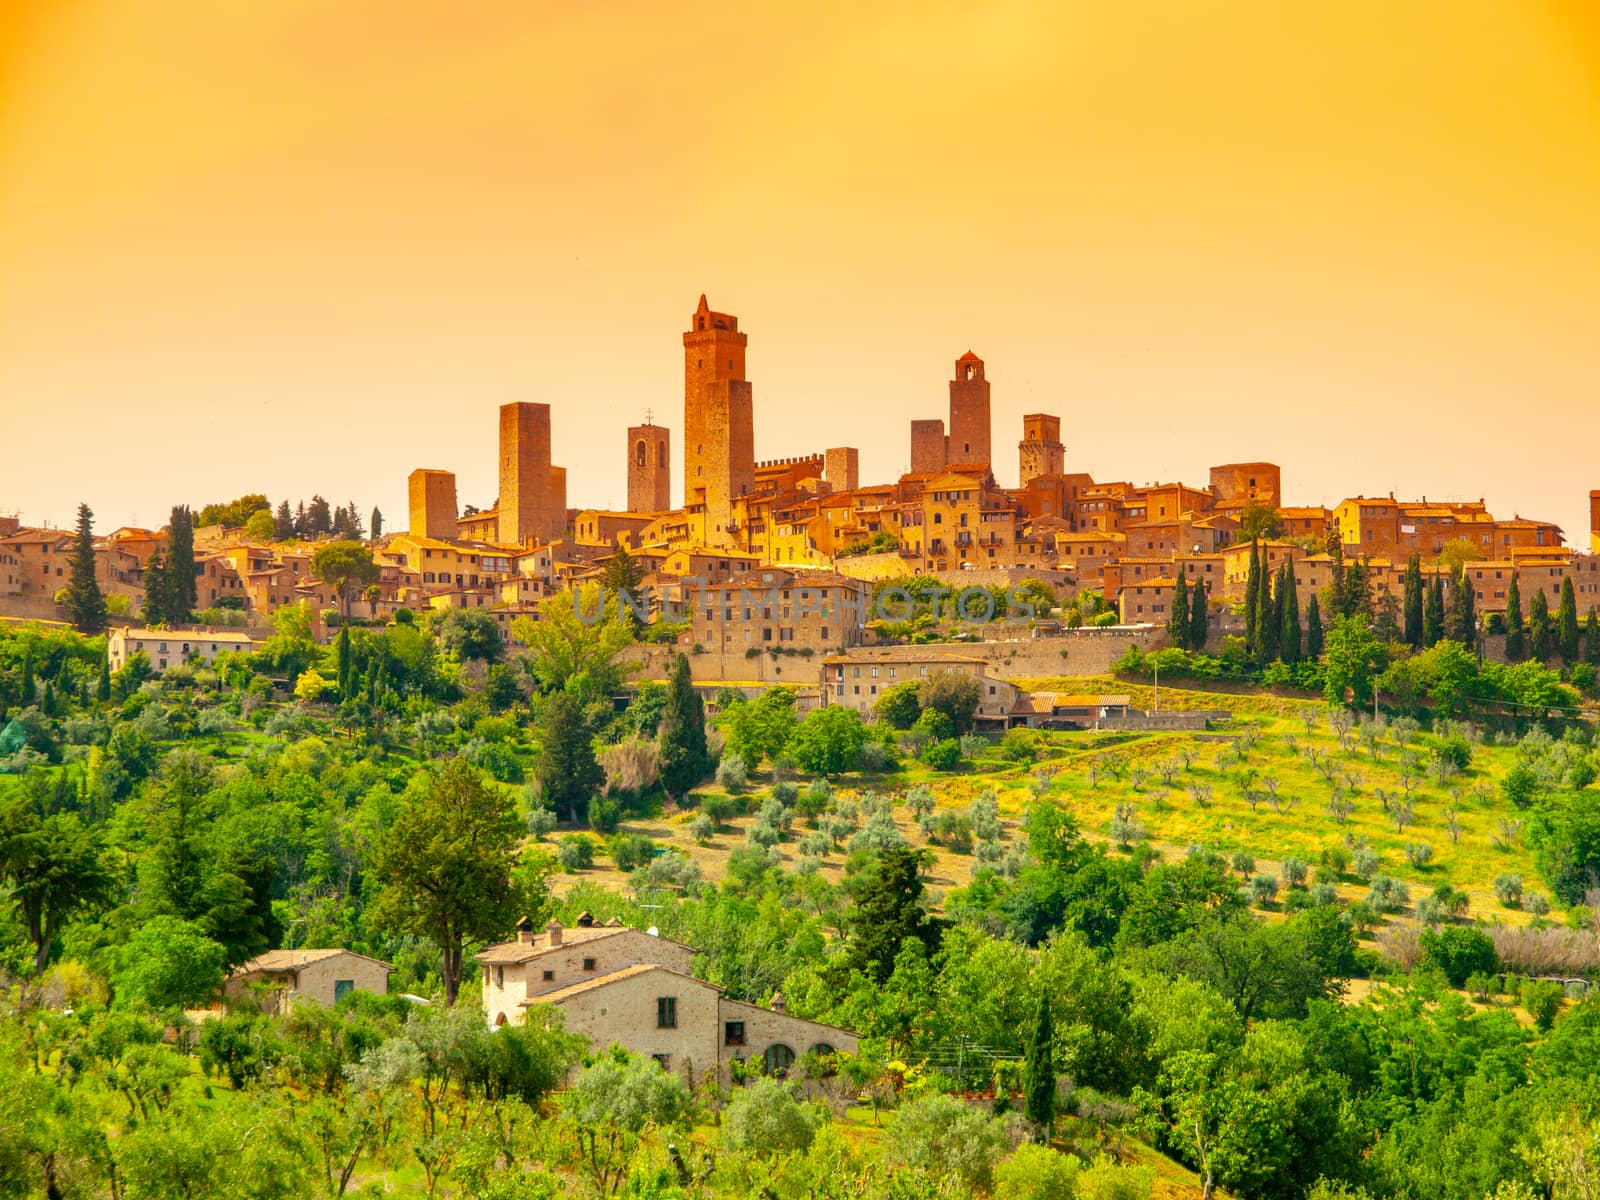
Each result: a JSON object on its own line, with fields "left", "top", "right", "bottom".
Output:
{"left": 763, "top": 1043, "right": 796, "bottom": 1076}
{"left": 636, "top": 440, "right": 647, "bottom": 468}
{"left": 809, "top": 1043, "right": 836, "bottom": 1058}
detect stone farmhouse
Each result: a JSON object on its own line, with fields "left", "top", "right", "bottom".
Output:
{"left": 477, "top": 916, "right": 855, "bottom": 1083}
{"left": 224, "top": 948, "right": 394, "bottom": 1013}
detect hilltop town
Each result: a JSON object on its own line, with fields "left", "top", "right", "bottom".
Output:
{"left": 4, "top": 295, "right": 1598, "bottom": 703}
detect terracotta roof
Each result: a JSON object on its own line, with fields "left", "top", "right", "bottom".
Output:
{"left": 232, "top": 948, "right": 394, "bottom": 976}
{"left": 520, "top": 962, "right": 716, "bottom": 1006}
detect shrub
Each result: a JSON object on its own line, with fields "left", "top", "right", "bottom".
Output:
{"left": 1404, "top": 842, "right": 1435, "bottom": 869}
{"left": 717, "top": 753, "right": 749, "bottom": 792}
{"left": 609, "top": 833, "right": 656, "bottom": 871}
{"left": 1250, "top": 874, "right": 1280, "bottom": 906}
{"left": 689, "top": 813, "right": 714, "bottom": 844}
{"left": 858, "top": 739, "right": 899, "bottom": 773}
{"left": 999, "top": 728, "right": 1039, "bottom": 764}
{"left": 770, "top": 781, "right": 799, "bottom": 808}
{"left": 557, "top": 835, "right": 594, "bottom": 871}
{"left": 721, "top": 1077, "right": 827, "bottom": 1156}
{"left": 958, "top": 733, "right": 989, "bottom": 760}
{"left": 905, "top": 785, "right": 936, "bottom": 819}
{"left": 994, "top": 1144, "right": 1081, "bottom": 1200}
{"left": 1352, "top": 846, "right": 1380, "bottom": 879}
{"left": 1521, "top": 979, "right": 1564, "bottom": 1031}
{"left": 1526, "top": 891, "right": 1551, "bottom": 916}
{"left": 1231, "top": 851, "right": 1256, "bottom": 877}
{"left": 587, "top": 795, "right": 622, "bottom": 835}
{"left": 1281, "top": 857, "right": 1309, "bottom": 887}
{"left": 1368, "top": 874, "right": 1411, "bottom": 914}
{"left": 885, "top": 1093, "right": 1014, "bottom": 1192}
{"left": 921, "top": 738, "right": 962, "bottom": 771}
{"left": 527, "top": 807, "right": 558, "bottom": 839}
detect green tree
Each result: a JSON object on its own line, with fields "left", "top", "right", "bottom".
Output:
{"left": 197, "top": 494, "right": 270, "bottom": 529}
{"left": 0, "top": 800, "right": 118, "bottom": 973}
{"left": 1023, "top": 986, "right": 1056, "bottom": 1138}
{"left": 167, "top": 504, "right": 197, "bottom": 619}
{"left": 1306, "top": 593, "right": 1324, "bottom": 658}
{"left": 534, "top": 691, "right": 604, "bottom": 824}
{"left": 657, "top": 653, "right": 709, "bottom": 800}
{"left": 721, "top": 686, "right": 797, "bottom": 767}
{"left": 1238, "top": 501, "right": 1285, "bottom": 542}
{"left": 1244, "top": 541, "right": 1262, "bottom": 652}
{"left": 1168, "top": 572, "right": 1191, "bottom": 647}
{"left": 918, "top": 668, "right": 982, "bottom": 734}
{"left": 310, "top": 540, "right": 380, "bottom": 621}
{"left": 1587, "top": 607, "right": 1600, "bottom": 667}
{"left": 1278, "top": 562, "right": 1301, "bottom": 665}
{"left": 1402, "top": 553, "right": 1424, "bottom": 648}
{"left": 1424, "top": 576, "right": 1445, "bottom": 648}
{"left": 369, "top": 506, "right": 383, "bottom": 541}
{"left": 789, "top": 705, "right": 868, "bottom": 776}
{"left": 1557, "top": 576, "right": 1581, "bottom": 665}
{"left": 112, "top": 915, "right": 228, "bottom": 1010}
{"left": 1189, "top": 574, "right": 1210, "bottom": 650}
{"left": 433, "top": 607, "right": 503, "bottom": 663}
{"left": 598, "top": 544, "right": 648, "bottom": 634}
{"left": 370, "top": 759, "right": 544, "bottom": 1005}
{"left": 513, "top": 583, "right": 635, "bottom": 708}
{"left": 1445, "top": 566, "right": 1477, "bottom": 647}
{"left": 847, "top": 847, "right": 940, "bottom": 983}
{"left": 274, "top": 500, "right": 294, "bottom": 540}
{"left": 564, "top": 1052, "right": 691, "bottom": 1197}
{"left": 1255, "top": 563, "right": 1278, "bottom": 666}
{"left": 1529, "top": 586, "right": 1553, "bottom": 661}
{"left": 1418, "top": 926, "right": 1498, "bottom": 987}
{"left": 62, "top": 502, "right": 108, "bottom": 633}
{"left": 1344, "top": 557, "right": 1372, "bottom": 618}
{"left": 1321, "top": 616, "right": 1383, "bottom": 708}
{"left": 1504, "top": 572, "right": 1526, "bottom": 660}
{"left": 721, "top": 1076, "right": 825, "bottom": 1156}
{"left": 874, "top": 681, "right": 922, "bottom": 729}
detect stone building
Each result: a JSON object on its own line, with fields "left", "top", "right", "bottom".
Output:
{"left": 1018, "top": 413, "right": 1064, "bottom": 487}
{"left": 108, "top": 626, "right": 262, "bottom": 672}
{"left": 498, "top": 402, "right": 566, "bottom": 546}
{"left": 1209, "top": 462, "right": 1282, "bottom": 509}
{"left": 1590, "top": 491, "right": 1600, "bottom": 554}
{"left": 683, "top": 296, "right": 755, "bottom": 547}
{"left": 824, "top": 446, "right": 860, "bottom": 494}
{"left": 822, "top": 649, "right": 1020, "bottom": 728}
{"left": 224, "top": 949, "right": 394, "bottom": 1013}
{"left": 477, "top": 918, "right": 854, "bottom": 1083}
{"left": 408, "top": 469, "right": 459, "bottom": 541}
{"left": 628, "top": 421, "right": 672, "bottom": 514}
{"left": 687, "top": 568, "right": 868, "bottom": 654}
{"left": 946, "top": 352, "right": 992, "bottom": 467}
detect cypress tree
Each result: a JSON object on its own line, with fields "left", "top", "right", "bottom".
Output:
{"left": 63, "top": 502, "right": 108, "bottom": 634}
{"left": 1167, "top": 572, "right": 1190, "bottom": 647}
{"left": 1344, "top": 559, "right": 1372, "bottom": 618}
{"left": 1529, "top": 587, "right": 1552, "bottom": 662}
{"left": 335, "top": 627, "right": 352, "bottom": 698}
{"left": 1558, "top": 577, "right": 1581, "bottom": 665}
{"left": 1279, "top": 563, "right": 1302, "bottom": 665}
{"left": 1255, "top": 566, "right": 1278, "bottom": 666}
{"left": 370, "top": 507, "right": 384, "bottom": 542}
{"left": 274, "top": 500, "right": 293, "bottom": 540}
{"left": 167, "top": 505, "right": 197, "bottom": 620}
{"left": 1445, "top": 566, "right": 1477, "bottom": 646}
{"left": 658, "top": 653, "right": 709, "bottom": 800}
{"left": 1424, "top": 577, "right": 1445, "bottom": 648}
{"left": 20, "top": 649, "right": 35, "bottom": 704}
{"left": 1306, "top": 593, "right": 1324, "bottom": 658}
{"left": 41, "top": 681, "right": 56, "bottom": 718}
{"left": 1022, "top": 988, "right": 1056, "bottom": 1140}
{"left": 98, "top": 655, "right": 111, "bottom": 703}
{"left": 1504, "top": 572, "right": 1526, "bottom": 660}
{"left": 1244, "top": 541, "right": 1262, "bottom": 652}
{"left": 1188, "top": 575, "right": 1209, "bottom": 651}
{"left": 1585, "top": 607, "right": 1600, "bottom": 667}
{"left": 1402, "top": 554, "right": 1424, "bottom": 648}
{"left": 1327, "top": 540, "right": 1347, "bottom": 619}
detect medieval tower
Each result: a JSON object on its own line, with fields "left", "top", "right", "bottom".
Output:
{"left": 1018, "top": 414, "right": 1064, "bottom": 487}
{"left": 683, "top": 295, "right": 755, "bottom": 544}
{"left": 1590, "top": 489, "right": 1600, "bottom": 553}
{"left": 947, "top": 351, "right": 992, "bottom": 468}
{"left": 497, "top": 401, "right": 563, "bottom": 545}
{"left": 407, "top": 468, "right": 459, "bottom": 540}
{"left": 628, "top": 420, "right": 672, "bottom": 513}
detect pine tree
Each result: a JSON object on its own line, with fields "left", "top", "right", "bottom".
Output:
{"left": 1558, "top": 577, "right": 1581, "bottom": 665}
{"left": 1278, "top": 562, "right": 1302, "bottom": 665}
{"left": 293, "top": 501, "right": 308, "bottom": 538}
{"left": 370, "top": 507, "right": 384, "bottom": 541}
{"left": 307, "top": 495, "right": 332, "bottom": 535}
{"left": 1188, "top": 575, "right": 1209, "bottom": 651}
{"left": 1244, "top": 541, "right": 1262, "bottom": 652}
{"left": 1022, "top": 988, "right": 1056, "bottom": 1139}
{"left": 1585, "top": 607, "right": 1600, "bottom": 667}
{"left": 1424, "top": 577, "right": 1445, "bottom": 648}
{"left": 1168, "top": 572, "right": 1190, "bottom": 647}
{"left": 346, "top": 501, "right": 363, "bottom": 540}
{"left": 1402, "top": 554, "right": 1424, "bottom": 648}
{"left": 1529, "top": 586, "right": 1552, "bottom": 662}
{"left": 274, "top": 500, "right": 293, "bottom": 540}
{"left": 658, "top": 653, "right": 709, "bottom": 800}
{"left": 1504, "top": 572, "right": 1526, "bottom": 660}
{"left": 1306, "top": 593, "right": 1324, "bottom": 658}
{"left": 63, "top": 502, "right": 107, "bottom": 634}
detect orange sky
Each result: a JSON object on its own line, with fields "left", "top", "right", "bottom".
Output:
{"left": 2, "top": 0, "right": 1597, "bottom": 538}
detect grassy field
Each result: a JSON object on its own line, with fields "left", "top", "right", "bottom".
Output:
{"left": 559, "top": 676, "right": 1556, "bottom": 936}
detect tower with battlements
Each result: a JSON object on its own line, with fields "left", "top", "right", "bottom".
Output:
{"left": 1018, "top": 414, "right": 1064, "bottom": 487}
{"left": 947, "top": 352, "right": 991, "bottom": 468}
{"left": 683, "top": 296, "right": 755, "bottom": 544}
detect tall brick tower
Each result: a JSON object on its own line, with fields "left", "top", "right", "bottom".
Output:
{"left": 628, "top": 419, "right": 672, "bottom": 513}
{"left": 408, "top": 469, "right": 459, "bottom": 540}
{"left": 1018, "top": 414, "right": 1064, "bottom": 486}
{"left": 497, "top": 402, "right": 560, "bottom": 546}
{"left": 910, "top": 419, "right": 947, "bottom": 474}
{"left": 947, "top": 351, "right": 991, "bottom": 467}
{"left": 683, "top": 296, "right": 755, "bottom": 544}
{"left": 824, "top": 446, "right": 860, "bottom": 493}
{"left": 1590, "top": 490, "right": 1600, "bottom": 553}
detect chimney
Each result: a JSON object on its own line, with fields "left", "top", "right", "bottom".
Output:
{"left": 515, "top": 916, "right": 536, "bottom": 945}
{"left": 545, "top": 919, "right": 563, "bottom": 947}
{"left": 770, "top": 992, "right": 786, "bottom": 1014}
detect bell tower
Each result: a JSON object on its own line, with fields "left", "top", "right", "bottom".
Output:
{"left": 628, "top": 417, "right": 672, "bottom": 513}
{"left": 947, "top": 351, "right": 991, "bottom": 467}
{"left": 683, "top": 295, "right": 754, "bottom": 544}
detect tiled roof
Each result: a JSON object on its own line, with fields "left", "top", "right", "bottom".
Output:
{"left": 231, "top": 948, "right": 393, "bottom": 976}
{"left": 520, "top": 962, "right": 715, "bottom": 1006}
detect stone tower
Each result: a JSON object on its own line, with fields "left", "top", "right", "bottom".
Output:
{"left": 683, "top": 295, "right": 755, "bottom": 544}
{"left": 1590, "top": 490, "right": 1600, "bottom": 554}
{"left": 628, "top": 421, "right": 672, "bottom": 513}
{"left": 497, "top": 402, "right": 561, "bottom": 546}
{"left": 947, "top": 351, "right": 991, "bottom": 467}
{"left": 910, "top": 419, "right": 947, "bottom": 474}
{"left": 824, "top": 446, "right": 860, "bottom": 494}
{"left": 407, "top": 469, "right": 458, "bottom": 540}
{"left": 1018, "top": 414, "right": 1064, "bottom": 487}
